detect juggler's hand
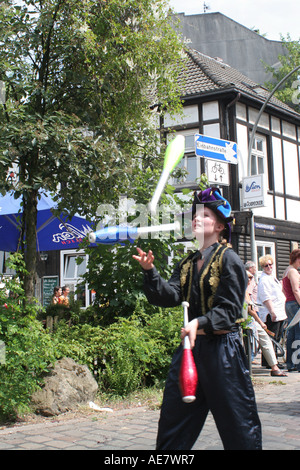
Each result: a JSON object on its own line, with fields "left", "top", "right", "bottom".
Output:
{"left": 181, "top": 318, "right": 199, "bottom": 349}
{"left": 132, "top": 247, "right": 154, "bottom": 270}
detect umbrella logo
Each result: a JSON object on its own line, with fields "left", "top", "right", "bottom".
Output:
{"left": 52, "top": 222, "right": 92, "bottom": 245}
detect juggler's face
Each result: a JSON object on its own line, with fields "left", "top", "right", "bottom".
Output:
{"left": 192, "top": 207, "right": 225, "bottom": 241}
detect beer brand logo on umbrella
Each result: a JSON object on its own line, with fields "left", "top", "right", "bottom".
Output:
{"left": 52, "top": 223, "right": 92, "bottom": 245}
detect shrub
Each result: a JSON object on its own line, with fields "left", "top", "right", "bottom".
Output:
{"left": 0, "top": 254, "right": 57, "bottom": 419}
{"left": 0, "top": 254, "right": 184, "bottom": 417}
{"left": 52, "top": 301, "right": 182, "bottom": 396}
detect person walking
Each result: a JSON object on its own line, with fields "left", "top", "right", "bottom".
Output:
{"left": 245, "top": 270, "right": 287, "bottom": 377}
{"left": 282, "top": 249, "right": 300, "bottom": 372}
{"left": 245, "top": 261, "right": 258, "bottom": 303}
{"left": 133, "top": 187, "right": 262, "bottom": 450}
{"left": 257, "top": 255, "right": 287, "bottom": 366}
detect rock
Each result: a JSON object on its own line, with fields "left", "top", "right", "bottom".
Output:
{"left": 31, "top": 357, "right": 98, "bottom": 416}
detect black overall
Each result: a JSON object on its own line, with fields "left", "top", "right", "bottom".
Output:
{"left": 143, "top": 243, "right": 262, "bottom": 450}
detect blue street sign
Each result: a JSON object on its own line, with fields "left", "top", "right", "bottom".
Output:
{"left": 195, "top": 134, "right": 238, "bottom": 164}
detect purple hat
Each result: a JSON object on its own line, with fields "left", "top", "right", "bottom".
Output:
{"left": 192, "top": 187, "right": 232, "bottom": 241}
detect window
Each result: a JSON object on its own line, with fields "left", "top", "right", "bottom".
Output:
{"left": 0, "top": 252, "right": 15, "bottom": 275}
{"left": 251, "top": 135, "right": 266, "bottom": 176}
{"left": 169, "top": 131, "right": 200, "bottom": 185}
{"left": 175, "top": 155, "right": 200, "bottom": 183}
{"left": 64, "top": 254, "right": 87, "bottom": 279}
{"left": 60, "top": 250, "right": 89, "bottom": 308}
{"left": 256, "top": 241, "right": 276, "bottom": 278}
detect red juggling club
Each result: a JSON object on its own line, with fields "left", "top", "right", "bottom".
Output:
{"left": 179, "top": 301, "right": 198, "bottom": 403}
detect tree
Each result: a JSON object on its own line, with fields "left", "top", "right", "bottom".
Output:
{"left": 264, "top": 35, "right": 300, "bottom": 113}
{"left": 0, "top": 0, "right": 184, "bottom": 300}
{"left": 81, "top": 174, "right": 208, "bottom": 325}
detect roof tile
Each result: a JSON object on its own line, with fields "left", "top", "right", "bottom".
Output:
{"left": 178, "top": 48, "right": 299, "bottom": 118}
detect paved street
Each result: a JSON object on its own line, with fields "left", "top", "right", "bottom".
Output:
{"left": 1, "top": 360, "right": 300, "bottom": 452}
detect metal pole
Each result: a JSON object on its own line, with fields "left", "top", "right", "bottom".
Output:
{"left": 247, "top": 64, "right": 300, "bottom": 270}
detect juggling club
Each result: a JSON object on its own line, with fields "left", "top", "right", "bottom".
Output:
{"left": 148, "top": 135, "right": 185, "bottom": 214}
{"left": 88, "top": 221, "right": 180, "bottom": 244}
{"left": 179, "top": 301, "right": 198, "bottom": 403}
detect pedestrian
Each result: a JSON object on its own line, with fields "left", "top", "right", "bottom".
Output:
{"left": 245, "top": 271, "right": 287, "bottom": 377}
{"left": 282, "top": 249, "right": 300, "bottom": 372}
{"left": 133, "top": 187, "right": 262, "bottom": 450}
{"left": 257, "top": 255, "right": 287, "bottom": 364}
{"left": 60, "top": 286, "right": 70, "bottom": 307}
{"left": 51, "top": 286, "right": 62, "bottom": 305}
{"left": 245, "top": 260, "right": 258, "bottom": 302}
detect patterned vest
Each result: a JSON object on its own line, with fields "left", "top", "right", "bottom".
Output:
{"left": 179, "top": 244, "right": 229, "bottom": 315}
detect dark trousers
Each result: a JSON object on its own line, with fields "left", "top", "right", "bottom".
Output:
{"left": 156, "top": 332, "right": 262, "bottom": 450}
{"left": 261, "top": 316, "right": 285, "bottom": 367}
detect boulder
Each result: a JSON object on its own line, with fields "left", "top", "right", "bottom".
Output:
{"left": 31, "top": 357, "right": 98, "bottom": 416}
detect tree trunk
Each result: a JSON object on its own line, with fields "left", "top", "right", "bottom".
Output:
{"left": 23, "top": 190, "right": 38, "bottom": 302}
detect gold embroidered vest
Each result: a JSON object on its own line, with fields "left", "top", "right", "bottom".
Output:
{"left": 179, "top": 244, "right": 229, "bottom": 315}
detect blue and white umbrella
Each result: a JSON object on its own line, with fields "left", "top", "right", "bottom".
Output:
{"left": 0, "top": 191, "right": 95, "bottom": 252}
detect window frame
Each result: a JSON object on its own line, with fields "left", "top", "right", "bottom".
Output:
{"left": 60, "top": 249, "right": 90, "bottom": 308}
{"left": 256, "top": 240, "right": 276, "bottom": 279}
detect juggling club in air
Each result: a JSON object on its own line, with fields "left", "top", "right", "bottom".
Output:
{"left": 179, "top": 301, "right": 198, "bottom": 403}
{"left": 88, "top": 221, "right": 180, "bottom": 244}
{"left": 148, "top": 135, "right": 185, "bottom": 214}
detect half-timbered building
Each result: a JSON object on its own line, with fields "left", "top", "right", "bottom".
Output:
{"left": 163, "top": 48, "right": 300, "bottom": 278}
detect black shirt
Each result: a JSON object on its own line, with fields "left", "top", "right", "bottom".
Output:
{"left": 143, "top": 243, "right": 247, "bottom": 334}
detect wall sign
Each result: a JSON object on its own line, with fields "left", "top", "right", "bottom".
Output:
{"left": 241, "top": 174, "right": 266, "bottom": 210}
{"left": 43, "top": 276, "right": 59, "bottom": 307}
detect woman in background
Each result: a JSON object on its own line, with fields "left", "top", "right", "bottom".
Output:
{"left": 282, "top": 249, "right": 300, "bottom": 372}
{"left": 257, "top": 255, "right": 287, "bottom": 365}
{"left": 51, "top": 286, "right": 62, "bottom": 305}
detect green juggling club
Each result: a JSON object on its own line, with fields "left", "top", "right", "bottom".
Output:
{"left": 148, "top": 135, "right": 185, "bottom": 213}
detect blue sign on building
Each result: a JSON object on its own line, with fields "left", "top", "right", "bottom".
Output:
{"left": 195, "top": 134, "right": 238, "bottom": 164}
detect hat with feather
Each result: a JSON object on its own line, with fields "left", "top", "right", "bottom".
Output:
{"left": 192, "top": 187, "right": 233, "bottom": 242}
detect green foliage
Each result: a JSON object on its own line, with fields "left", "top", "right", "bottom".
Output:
{"left": 45, "top": 302, "right": 71, "bottom": 319}
{"left": 83, "top": 188, "right": 188, "bottom": 324}
{"left": 99, "top": 307, "right": 182, "bottom": 395}
{"left": 0, "top": 0, "right": 185, "bottom": 299}
{"left": 0, "top": 254, "right": 56, "bottom": 419}
{"left": 0, "top": 253, "right": 184, "bottom": 416}
{"left": 264, "top": 35, "right": 300, "bottom": 113}
{"left": 53, "top": 303, "right": 182, "bottom": 396}
{"left": 83, "top": 238, "right": 178, "bottom": 325}
{"left": 0, "top": 0, "right": 184, "bottom": 216}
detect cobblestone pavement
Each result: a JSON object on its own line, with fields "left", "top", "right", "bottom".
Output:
{"left": 1, "top": 361, "right": 300, "bottom": 451}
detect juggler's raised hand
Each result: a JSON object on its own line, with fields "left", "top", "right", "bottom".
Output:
{"left": 132, "top": 247, "right": 154, "bottom": 270}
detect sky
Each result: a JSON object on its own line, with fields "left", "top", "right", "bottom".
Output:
{"left": 168, "top": 0, "right": 300, "bottom": 41}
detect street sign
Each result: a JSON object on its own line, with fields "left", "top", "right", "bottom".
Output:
{"left": 241, "top": 174, "right": 266, "bottom": 210}
{"left": 206, "top": 159, "right": 229, "bottom": 185}
{"left": 195, "top": 134, "right": 238, "bottom": 164}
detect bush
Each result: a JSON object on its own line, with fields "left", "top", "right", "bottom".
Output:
{"left": 52, "top": 301, "right": 182, "bottom": 396}
{"left": 0, "top": 254, "right": 57, "bottom": 419}
{"left": 0, "top": 254, "right": 183, "bottom": 418}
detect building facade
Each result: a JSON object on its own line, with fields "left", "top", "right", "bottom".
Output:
{"left": 173, "top": 12, "right": 288, "bottom": 85}
{"left": 163, "top": 48, "right": 300, "bottom": 278}
{"left": 2, "top": 47, "right": 299, "bottom": 304}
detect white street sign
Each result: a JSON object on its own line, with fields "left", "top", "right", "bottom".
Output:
{"left": 195, "top": 134, "right": 238, "bottom": 164}
{"left": 241, "top": 174, "right": 266, "bottom": 210}
{"left": 206, "top": 159, "right": 229, "bottom": 185}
